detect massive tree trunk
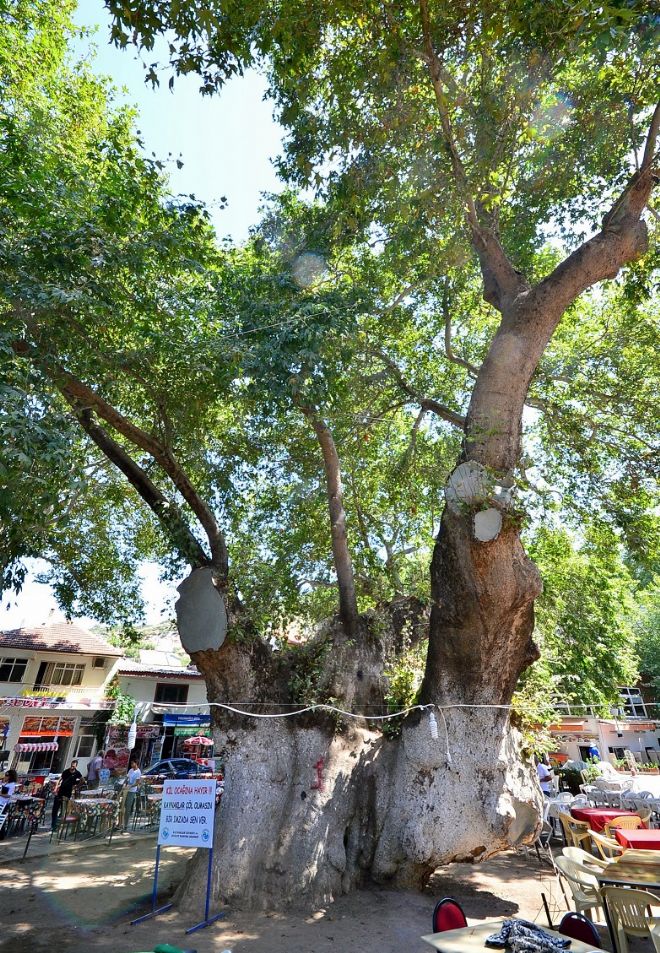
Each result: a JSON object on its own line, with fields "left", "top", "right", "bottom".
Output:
{"left": 177, "top": 600, "right": 540, "bottom": 911}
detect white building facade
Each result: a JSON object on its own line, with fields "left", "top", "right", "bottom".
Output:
{"left": 0, "top": 623, "right": 121, "bottom": 776}
{"left": 550, "top": 687, "right": 660, "bottom": 766}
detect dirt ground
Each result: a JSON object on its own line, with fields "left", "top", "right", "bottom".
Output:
{"left": 0, "top": 831, "right": 641, "bottom": 953}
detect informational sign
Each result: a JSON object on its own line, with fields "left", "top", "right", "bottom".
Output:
{"left": 158, "top": 778, "right": 216, "bottom": 849}
{"left": 162, "top": 714, "right": 210, "bottom": 727}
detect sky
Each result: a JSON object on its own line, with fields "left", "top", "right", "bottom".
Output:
{"left": 1, "top": 0, "right": 284, "bottom": 629}
{"left": 72, "top": 0, "right": 284, "bottom": 243}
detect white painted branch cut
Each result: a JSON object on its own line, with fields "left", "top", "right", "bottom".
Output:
{"left": 444, "top": 461, "right": 491, "bottom": 508}
{"left": 473, "top": 507, "right": 503, "bottom": 542}
{"left": 176, "top": 566, "right": 228, "bottom": 654}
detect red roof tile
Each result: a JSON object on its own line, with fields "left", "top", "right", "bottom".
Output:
{"left": 0, "top": 623, "right": 122, "bottom": 657}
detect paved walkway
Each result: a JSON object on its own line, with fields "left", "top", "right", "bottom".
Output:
{"left": 0, "top": 823, "right": 157, "bottom": 865}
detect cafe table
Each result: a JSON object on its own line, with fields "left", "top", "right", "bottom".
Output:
{"left": 615, "top": 828, "right": 660, "bottom": 850}
{"left": 570, "top": 806, "right": 645, "bottom": 832}
{"left": 596, "top": 854, "right": 660, "bottom": 891}
{"left": 421, "top": 919, "right": 600, "bottom": 952}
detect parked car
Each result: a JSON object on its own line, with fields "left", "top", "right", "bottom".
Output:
{"left": 144, "top": 758, "right": 206, "bottom": 779}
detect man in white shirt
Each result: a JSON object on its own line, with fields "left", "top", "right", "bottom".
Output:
{"left": 536, "top": 757, "right": 554, "bottom": 796}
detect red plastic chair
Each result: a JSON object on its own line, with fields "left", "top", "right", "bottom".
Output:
{"left": 558, "top": 911, "right": 602, "bottom": 947}
{"left": 432, "top": 897, "right": 468, "bottom": 933}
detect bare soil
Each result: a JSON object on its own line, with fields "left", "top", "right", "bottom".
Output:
{"left": 0, "top": 832, "right": 641, "bottom": 952}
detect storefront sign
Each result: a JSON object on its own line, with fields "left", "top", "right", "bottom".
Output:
{"left": 4, "top": 697, "right": 52, "bottom": 708}
{"left": 173, "top": 726, "right": 212, "bottom": 738}
{"left": 3, "top": 695, "right": 114, "bottom": 710}
{"left": 107, "top": 723, "right": 161, "bottom": 744}
{"left": 162, "top": 714, "right": 210, "bottom": 726}
{"left": 158, "top": 778, "right": 216, "bottom": 849}
{"left": 21, "top": 715, "right": 76, "bottom": 736}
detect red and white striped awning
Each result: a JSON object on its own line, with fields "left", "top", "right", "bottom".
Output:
{"left": 14, "top": 741, "right": 59, "bottom": 753}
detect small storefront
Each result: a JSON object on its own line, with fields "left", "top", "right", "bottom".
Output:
{"left": 104, "top": 722, "right": 162, "bottom": 771}
{"left": 11, "top": 714, "right": 76, "bottom": 774}
{"left": 159, "top": 713, "right": 211, "bottom": 759}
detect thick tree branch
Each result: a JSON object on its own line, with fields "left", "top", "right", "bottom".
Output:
{"left": 533, "top": 133, "right": 659, "bottom": 316}
{"left": 70, "top": 404, "right": 210, "bottom": 570}
{"left": 13, "top": 336, "right": 229, "bottom": 581}
{"left": 418, "top": 0, "right": 529, "bottom": 312}
{"left": 371, "top": 348, "right": 465, "bottom": 428}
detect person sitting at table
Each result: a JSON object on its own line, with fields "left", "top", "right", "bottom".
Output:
{"left": 0, "top": 769, "right": 18, "bottom": 806}
{"left": 51, "top": 759, "right": 83, "bottom": 831}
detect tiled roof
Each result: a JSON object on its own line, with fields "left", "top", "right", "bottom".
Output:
{"left": 118, "top": 660, "right": 202, "bottom": 679}
{"left": 0, "top": 623, "right": 122, "bottom": 657}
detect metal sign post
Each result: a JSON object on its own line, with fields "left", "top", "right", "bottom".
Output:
{"left": 130, "top": 843, "right": 174, "bottom": 925}
{"left": 131, "top": 777, "right": 224, "bottom": 932}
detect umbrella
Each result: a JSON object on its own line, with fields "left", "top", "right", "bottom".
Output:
{"left": 183, "top": 735, "right": 213, "bottom": 746}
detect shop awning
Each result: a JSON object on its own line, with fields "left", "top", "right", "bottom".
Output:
{"left": 14, "top": 741, "right": 59, "bottom": 752}
{"left": 548, "top": 722, "right": 588, "bottom": 732}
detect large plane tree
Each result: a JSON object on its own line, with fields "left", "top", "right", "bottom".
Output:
{"left": 2, "top": 0, "right": 658, "bottom": 910}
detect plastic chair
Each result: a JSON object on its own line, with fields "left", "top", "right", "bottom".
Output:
{"left": 432, "top": 897, "right": 468, "bottom": 933}
{"left": 601, "top": 886, "right": 660, "bottom": 953}
{"left": 554, "top": 855, "right": 603, "bottom": 920}
{"left": 562, "top": 846, "right": 608, "bottom": 872}
{"left": 558, "top": 813, "right": 592, "bottom": 850}
{"left": 590, "top": 830, "right": 624, "bottom": 860}
{"left": 636, "top": 807, "right": 652, "bottom": 826}
{"left": 604, "top": 814, "right": 643, "bottom": 836}
{"left": 558, "top": 911, "right": 602, "bottom": 947}
{"left": 651, "top": 921, "right": 660, "bottom": 953}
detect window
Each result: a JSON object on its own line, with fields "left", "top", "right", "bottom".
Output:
{"left": 609, "top": 746, "right": 626, "bottom": 760}
{"left": 92, "top": 657, "right": 106, "bottom": 669}
{"left": 154, "top": 683, "right": 188, "bottom": 705}
{"left": 75, "top": 719, "right": 97, "bottom": 758}
{"left": 619, "top": 687, "right": 648, "bottom": 718}
{"left": 0, "top": 657, "right": 28, "bottom": 683}
{"left": 36, "top": 661, "right": 85, "bottom": 687}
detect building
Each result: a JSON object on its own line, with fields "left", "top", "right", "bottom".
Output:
{"left": 0, "top": 623, "right": 121, "bottom": 776}
{"left": 115, "top": 658, "right": 210, "bottom": 766}
{"left": 549, "top": 685, "right": 660, "bottom": 765}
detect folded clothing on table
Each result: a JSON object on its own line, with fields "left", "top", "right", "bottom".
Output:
{"left": 486, "top": 919, "right": 572, "bottom": 952}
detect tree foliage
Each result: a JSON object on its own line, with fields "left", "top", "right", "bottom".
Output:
{"left": 1, "top": 0, "right": 658, "bottom": 718}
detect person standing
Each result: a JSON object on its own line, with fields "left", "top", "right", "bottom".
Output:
{"left": 87, "top": 750, "right": 104, "bottom": 789}
{"left": 123, "top": 759, "right": 142, "bottom": 832}
{"left": 51, "top": 759, "right": 83, "bottom": 831}
{"left": 536, "top": 755, "right": 554, "bottom": 797}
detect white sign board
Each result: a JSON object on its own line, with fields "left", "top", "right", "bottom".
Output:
{"left": 158, "top": 778, "right": 216, "bottom": 849}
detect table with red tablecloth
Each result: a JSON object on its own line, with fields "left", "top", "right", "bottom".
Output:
{"left": 614, "top": 828, "right": 660, "bottom": 850}
{"left": 570, "top": 807, "right": 646, "bottom": 833}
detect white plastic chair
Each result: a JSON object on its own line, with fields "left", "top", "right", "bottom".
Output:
{"left": 590, "top": 830, "right": 625, "bottom": 860}
{"left": 562, "top": 846, "right": 609, "bottom": 872}
{"left": 554, "top": 855, "right": 603, "bottom": 920}
{"left": 601, "top": 886, "right": 660, "bottom": 953}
